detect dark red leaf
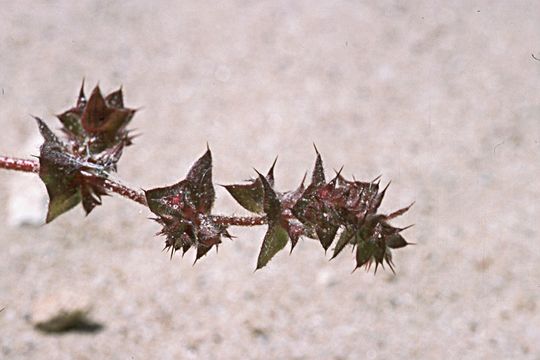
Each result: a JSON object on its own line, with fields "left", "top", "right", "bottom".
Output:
{"left": 311, "top": 145, "right": 325, "bottom": 186}
{"left": 81, "top": 86, "right": 135, "bottom": 149}
{"left": 146, "top": 149, "right": 216, "bottom": 217}
{"left": 105, "top": 88, "right": 124, "bottom": 108}
{"left": 291, "top": 181, "right": 340, "bottom": 251}
{"left": 81, "top": 86, "right": 112, "bottom": 133}
{"left": 185, "top": 148, "right": 215, "bottom": 213}
{"left": 386, "top": 202, "right": 415, "bottom": 220}
{"left": 144, "top": 180, "right": 191, "bottom": 217}
{"left": 280, "top": 173, "right": 306, "bottom": 209}
{"left": 285, "top": 219, "right": 304, "bottom": 253}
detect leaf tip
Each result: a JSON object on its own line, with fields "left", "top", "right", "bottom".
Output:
{"left": 253, "top": 168, "right": 264, "bottom": 179}
{"left": 78, "top": 78, "right": 86, "bottom": 102}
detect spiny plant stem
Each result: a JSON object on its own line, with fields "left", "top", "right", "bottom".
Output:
{"left": 0, "top": 155, "right": 268, "bottom": 227}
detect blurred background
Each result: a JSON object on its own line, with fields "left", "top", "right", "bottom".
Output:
{"left": 1, "top": 1, "right": 539, "bottom": 359}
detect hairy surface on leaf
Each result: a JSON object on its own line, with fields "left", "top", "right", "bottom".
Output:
{"left": 36, "top": 118, "right": 109, "bottom": 222}
{"left": 184, "top": 148, "right": 215, "bottom": 213}
{"left": 145, "top": 149, "right": 228, "bottom": 262}
{"left": 289, "top": 151, "right": 413, "bottom": 271}
{"left": 34, "top": 83, "right": 138, "bottom": 222}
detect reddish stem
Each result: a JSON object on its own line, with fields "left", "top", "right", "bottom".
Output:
{"left": 102, "top": 178, "right": 147, "bottom": 206}
{"left": 1, "top": 155, "right": 267, "bottom": 227}
{"left": 0, "top": 156, "right": 39, "bottom": 173}
{"left": 213, "top": 215, "right": 267, "bottom": 226}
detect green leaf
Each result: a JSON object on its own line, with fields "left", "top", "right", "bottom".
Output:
{"left": 353, "top": 223, "right": 393, "bottom": 273}
{"left": 386, "top": 233, "right": 408, "bottom": 249}
{"left": 45, "top": 189, "right": 82, "bottom": 223}
{"left": 223, "top": 159, "right": 279, "bottom": 214}
{"left": 36, "top": 118, "right": 83, "bottom": 222}
{"left": 36, "top": 118, "right": 110, "bottom": 222}
{"left": 38, "top": 149, "right": 81, "bottom": 223}
{"left": 355, "top": 237, "right": 375, "bottom": 269}
{"left": 257, "top": 171, "right": 281, "bottom": 220}
{"left": 331, "top": 227, "right": 355, "bottom": 259}
{"left": 224, "top": 180, "right": 264, "bottom": 213}
{"left": 256, "top": 223, "right": 289, "bottom": 270}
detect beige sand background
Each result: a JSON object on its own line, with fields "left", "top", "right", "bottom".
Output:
{"left": 1, "top": 1, "right": 539, "bottom": 359}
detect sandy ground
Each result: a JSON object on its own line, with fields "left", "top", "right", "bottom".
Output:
{"left": 1, "top": 1, "right": 539, "bottom": 359}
